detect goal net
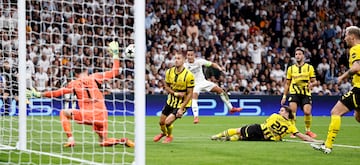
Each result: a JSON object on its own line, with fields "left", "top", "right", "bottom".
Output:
{"left": 0, "top": 0, "right": 144, "bottom": 164}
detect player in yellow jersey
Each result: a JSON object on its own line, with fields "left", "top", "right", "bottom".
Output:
{"left": 153, "top": 53, "right": 195, "bottom": 144}
{"left": 311, "top": 26, "right": 360, "bottom": 154}
{"left": 281, "top": 48, "right": 317, "bottom": 138}
{"left": 211, "top": 105, "right": 321, "bottom": 142}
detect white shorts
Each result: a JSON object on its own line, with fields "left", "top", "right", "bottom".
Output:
{"left": 193, "top": 80, "right": 217, "bottom": 94}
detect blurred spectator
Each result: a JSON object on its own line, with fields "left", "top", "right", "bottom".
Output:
{"left": 321, "top": 83, "right": 332, "bottom": 96}
{"left": 34, "top": 67, "right": 49, "bottom": 92}
{"left": 0, "top": 60, "right": 18, "bottom": 116}
{"left": 316, "top": 57, "right": 330, "bottom": 83}
{"left": 26, "top": 55, "right": 35, "bottom": 88}
{"left": 325, "top": 62, "right": 338, "bottom": 84}
{"left": 339, "top": 78, "right": 352, "bottom": 95}
{"left": 330, "top": 83, "right": 342, "bottom": 96}
{"left": 311, "top": 81, "right": 323, "bottom": 95}
{"left": 270, "top": 63, "right": 285, "bottom": 84}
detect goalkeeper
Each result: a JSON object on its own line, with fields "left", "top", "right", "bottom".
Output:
{"left": 27, "top": 41, "right": 134, "bottom": 148}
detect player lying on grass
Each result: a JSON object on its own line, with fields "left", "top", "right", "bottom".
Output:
{"left": 27, "top": 41, "right": 134, "bottom": 148}
{"left": 211, "top": 105, "right": 322, "bottom": 142}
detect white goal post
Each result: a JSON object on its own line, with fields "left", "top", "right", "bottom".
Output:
{"left": 0, "top": 0, "right": 145, "bottom": 164}
{"left": 134, "top": 0, "right": 146, "bottom": 164}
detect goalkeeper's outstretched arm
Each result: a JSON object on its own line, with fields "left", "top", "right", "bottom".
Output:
{"left": 26, "top": 87, "right": 73, "bottom": 99}
{"left": 27, "top": 41, "right": 121, "bottom": 99}
{"left": 94, "top": 41, "right": 121, "bottom": 83}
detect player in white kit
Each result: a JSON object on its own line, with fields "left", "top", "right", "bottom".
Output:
{"left": 184, "top": 49, "right": 242, "bottom": 124}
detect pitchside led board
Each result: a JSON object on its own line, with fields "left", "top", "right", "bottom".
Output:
{"left": 0, "top": 94, "right": 351, "bottom": 116}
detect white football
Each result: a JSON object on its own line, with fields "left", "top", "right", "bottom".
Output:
{"left": 125, "top": 44, "right": 135, "bottom": 58}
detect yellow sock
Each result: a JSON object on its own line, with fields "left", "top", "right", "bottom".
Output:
{"left": 325, "top": 115, "right": 341, "bottom": 149}
{"left": 229, "top": 135, "right": 240, "bottom": 141}
{"left": 215, "top": 128, "right": 237, "bottom": 137}
{"left": 304, "top": 115, "right": 312, "bottom": 131}
{"left": 166, "top": 124, "right": 174, "bottom": 137}
{"left": 160, "top": 124, "right": 167, "bottom": 136}
{"left": 225, "top": 128, "right": 237, "bottom": 136}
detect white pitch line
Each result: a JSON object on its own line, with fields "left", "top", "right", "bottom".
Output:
{"left": 0, "top": 144, "right": 16, "bottom": 150}
{"left": 284, "top": 139, "right": 360, "bottom": 149}
{"left": 0, "top": 144, "right": 105, "bottom": 165}
{"left": 25, "top": 149, "right": 107, "bottom": 165}
{"left": 146, "top": 136, "right": 360, "bottom": 149}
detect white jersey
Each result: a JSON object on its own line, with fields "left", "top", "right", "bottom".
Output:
{"left": 184, "top": 58, "right": 216, "bottom": 93}
{"left": 184, "top": 58, "right": 212, "bottom": 83}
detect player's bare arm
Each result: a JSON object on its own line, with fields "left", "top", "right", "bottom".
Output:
{"left": 211, "top": 63, "right": 225, "bottom": 72}
{"left": 27, "top": 86, "right": 73, "bottom": 98}
{"left": 176, "top": 87, "right": 193, "bottom": 118}
{"left": 163, "top": 80, "right": 185, "bottom": 97}
{"left": 338, "top": 60, "right": 360, "bottom": 83}
{"left": 281, "top": 79, "right": 291, "bottom": 105}
{"left": 295, "top": 132, "right": 323, "bottom": 143}
{"left": 308, "top": 77, "right": 317, "bottom": 89}
{"left": 163, "top": 82, "right": 173, "bottom": 94}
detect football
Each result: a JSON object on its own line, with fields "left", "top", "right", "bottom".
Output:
{"left": 125, "top": 44, "right": 135, "bottom": 58}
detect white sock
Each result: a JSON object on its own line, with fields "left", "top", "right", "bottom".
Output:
{"left": 192, "top": 99, "right": 199, "bottom": 117}
{"left": 68, "top": 136, "right": 74, "bottom": 142}
{"left": 220, "top": 92, "right": 233, "bottom": 109}
{"left": 64, "top": 101, "right": 69, "bottom": 110}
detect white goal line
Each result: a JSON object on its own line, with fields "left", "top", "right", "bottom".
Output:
{"left": 0, "top": 144, "right": 16, "bottom": 150}
{"left": 0, "top": 144, "right": 105, "bottom": 165}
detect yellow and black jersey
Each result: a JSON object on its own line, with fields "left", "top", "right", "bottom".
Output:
{"left": 286, "top": 63, "right": 315, "bottom": 96}
{"left": 349, "top": 44, "right": 360, "bottom": 88}
{"left": 261, "top": 114, "right": 298, "bottom": 141}
{"left": 165, "top": 67, "right": 195, "bottom": 108}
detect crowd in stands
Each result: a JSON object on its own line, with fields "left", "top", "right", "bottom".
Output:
{"left": 144, "top": 0, "right": 359, "bottom": 96}
{"left": 0, "top": 0, "right": 359, "bottom": 97}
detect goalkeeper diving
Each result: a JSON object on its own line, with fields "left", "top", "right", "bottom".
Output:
{"left": 27, "top": 41, "right": 134, "bottom": 148}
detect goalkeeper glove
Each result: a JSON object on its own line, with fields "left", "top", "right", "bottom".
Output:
{"left": 108, "top": 41, "right": 119, "bottom": 59}
{"left": 26, "top": 88, "right": 41, "bottom": 98}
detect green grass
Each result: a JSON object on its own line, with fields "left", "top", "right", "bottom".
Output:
{"left": 0, "top": 116, "right": 135, "bottom": 165}
{"left": 1, "top": 116, "right": 360, "bottom": 164}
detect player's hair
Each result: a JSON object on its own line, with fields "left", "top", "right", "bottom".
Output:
{"left": 346, "top": 26, "right": 360, "bottom": 39}
{"left": 295, "top": 47, "right": 305, "bottom": 54}
{"left": 73, "top": 66, "right": 87, "bottom": 74}
{"left": 73, "top": 58, "right": 88, "bottom": 74}
{"left": 281, "top": 105, "right": 294, "bottom": 120}
{"left": 187, "top": 46, "right": 194, "bottom": 52}
{"left": 175, "top": 52, "right": 186, "bottom": 58}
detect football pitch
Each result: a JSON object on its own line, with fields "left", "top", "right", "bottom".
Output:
{"left": 1, "top": 116, "right": 360, "bottom": 164}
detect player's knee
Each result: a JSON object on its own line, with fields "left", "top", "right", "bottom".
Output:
{"left": 214, "top": 87, "right": 224, "bottom": 94}
{"left": 192, "top": 93, "right": 199, "bottom": 99}
{"left": 355, "top": 115, "right": 360, "bottom": 123}
{"left": 354, "top": 111, "right": 360, "bottom": 123}
{"left": 61, "top": 109, "right": 72, "bottom": 117}
{"left": 303, "top": 111, "right": 311, "bottom": 116}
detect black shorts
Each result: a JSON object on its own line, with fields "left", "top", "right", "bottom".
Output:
{"left": 288, "top": 94, "right": 312, "bottom": 109}
{"left": 340, "top": 87, "right": 360, "bottom": 111}
{"left": 161, "top": 104, "right": 188, "bottom": 118}
{"left": 239, "top": 124, "right": 267, "bottom": 141}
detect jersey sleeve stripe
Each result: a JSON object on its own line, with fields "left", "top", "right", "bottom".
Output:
{"left": 183, "top": 71, "right": 188, "bottom": 82}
